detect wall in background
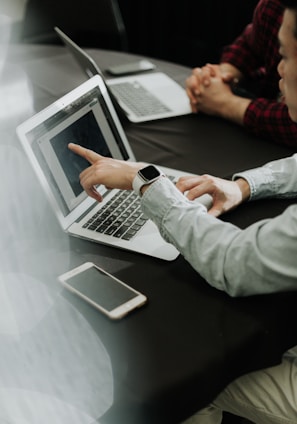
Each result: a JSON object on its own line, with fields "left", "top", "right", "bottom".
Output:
{"left": 0, "top": 0, "right": 27, "bottom": 43}
{"left": 118, "top": 0, "right": 259, "bottom": 67}
{"left": 0, "top": 0, "right": 259, "bottom": 68}
{"left": 0, "top": 0, "right": 27, "bottom": 21}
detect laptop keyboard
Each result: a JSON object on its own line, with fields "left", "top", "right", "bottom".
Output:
{"left": 83, "top": 190, "right": 148, "bottom": 241}
{"left": 111, "top": 81, "right": 172, "bottom": 117}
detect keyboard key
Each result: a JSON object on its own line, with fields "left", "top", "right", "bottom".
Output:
{"left": 85, "top": 190, "right": 146, "bottom": 240}
{"left": 111, "top": 81, "right": 171, "bottom": 117}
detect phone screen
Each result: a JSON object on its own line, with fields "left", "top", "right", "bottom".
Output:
{"left": 64, "top": 265, "right": 138, "bottom": 311}
{"left": 107, "top": 60, "right": 156, "bottom": 76}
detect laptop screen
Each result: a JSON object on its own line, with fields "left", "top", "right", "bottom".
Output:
{"left": 25, "top": 85, "right": 130, "bottom": 217}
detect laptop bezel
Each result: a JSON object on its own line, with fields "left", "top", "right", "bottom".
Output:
{"left": 16, "top": 75, "right": 136, "bottom": 231}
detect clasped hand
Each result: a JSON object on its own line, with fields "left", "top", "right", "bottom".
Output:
{"left": 185, "top": 63, "right": 242, "bottom": 114}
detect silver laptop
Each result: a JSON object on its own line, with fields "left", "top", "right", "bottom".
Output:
{"left": 54, "top": 27, "right": 192, "bottom": 123}
{"left": 17, "top": 75, "right": 210, "bottom": 260}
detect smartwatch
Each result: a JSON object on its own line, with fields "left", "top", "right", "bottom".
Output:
{"left": 132, "top": 165, "right": 165, "bottom": 196}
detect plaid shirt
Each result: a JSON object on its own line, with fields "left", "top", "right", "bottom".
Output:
{"left": 221, "top": 0, "right": 297, "bottom": 148}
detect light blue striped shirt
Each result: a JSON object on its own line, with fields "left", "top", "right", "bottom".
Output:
{"left": 141, "top": 154, "right": 297, "bottom": 297}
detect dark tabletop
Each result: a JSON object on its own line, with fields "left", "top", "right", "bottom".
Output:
{"left": 1, "top": 44, "right": 296, "bottom": 424}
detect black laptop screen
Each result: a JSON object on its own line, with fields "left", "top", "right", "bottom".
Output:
{"left": 49, "top": 109, "right": 112, "bottom": 197}
{"left": 28, "top": 86, "right": 130, "bottom": 217}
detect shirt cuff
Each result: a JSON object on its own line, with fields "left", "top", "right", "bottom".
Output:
{"left": 233, "top": 168, "right": 276, "bottom": 200}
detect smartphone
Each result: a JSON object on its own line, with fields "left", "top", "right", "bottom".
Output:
{"left": 58, "top": 262, "right": 147, "bottom": 319}
{"left": 106, "top": 60, "right": 156, "bottom": 76}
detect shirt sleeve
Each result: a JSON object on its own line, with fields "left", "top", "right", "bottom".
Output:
{"left": 233, "top": 154, "right": 297, "bottom": 200}
{"left": 221, "top": 0, "right": 283, "bottom": 76}
{"left": 221, "top": 23, "right": 260, "bottom": 77}
{"left": 220, "top": 0, "right": 297, "bottom": 146}
{"left": 243, "top": 99, "right": 297, "bottom": 147}
{"left": 141, "top": 173, "right": 297, "bottom": 297}
{"left": 221, "top": 0, "right": 270, "bottom": 76}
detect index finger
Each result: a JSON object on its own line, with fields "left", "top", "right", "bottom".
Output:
{"left": 68, "top": 143, "right": 102, "bottom": 164}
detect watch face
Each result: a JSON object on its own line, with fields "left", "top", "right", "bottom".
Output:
{"left": 139, "top": 165, "right": 161, "bottom": 181}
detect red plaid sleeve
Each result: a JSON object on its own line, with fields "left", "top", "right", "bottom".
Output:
{"left": 244, "top": 100, "right": 297, "bottom": 147}
{"left": 221, "top": 0, "right": 297, "bottom": 147}
{"left": 221, "top": 0, "right": 283, "bottom": 81}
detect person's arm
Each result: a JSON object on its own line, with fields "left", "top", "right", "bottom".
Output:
{"left": 186, "top": 72, "right": 297, "bottom": 147}
{"left": 141, "top": 178, "right": 297, "bottom": 297}
{"left": 175, "top": 174, "right": 250, "bottom": 217}
{"left": 186, "top": 1, "right": 283, "bottom": 120}
{"left": 233, "top": 153, "right": 297, "bottom": 200}
{"left": 68, "top": 144, "right": 297, "bottom": 297}
{"left": 220, "top": 0, "right": 297, "bottom": 145}
{"left": 186, "top": 63, "right": 243, "bottom": 113}
{"left": 221, "top": 24, "right": 259, "bottom": 77}
{"left": 189, "top": 72, "right": 252, "bottom": 125}
{"left": 176, "top": 154, "right": 297, "bottom": 208}
{"left": 195, "top": 69, "right": 297, "bottom": 147}
{"left": 221, "top": 0, "right": 283, "bottom": 78}
{"left": 243, "top": 99, "right": 297, "bottom": 147}
{"left": 143, "top": 155, "right": 297, "bottom": 296}
{"left": 221, "top": 23, "right": 262, "bottom": 78}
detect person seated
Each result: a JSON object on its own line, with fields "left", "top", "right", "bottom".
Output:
{"left": 67, "top": 1, "right": 297, "bottom": 421}
{"left": 186, "top": 0, "right": 297, "bottom": 148}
